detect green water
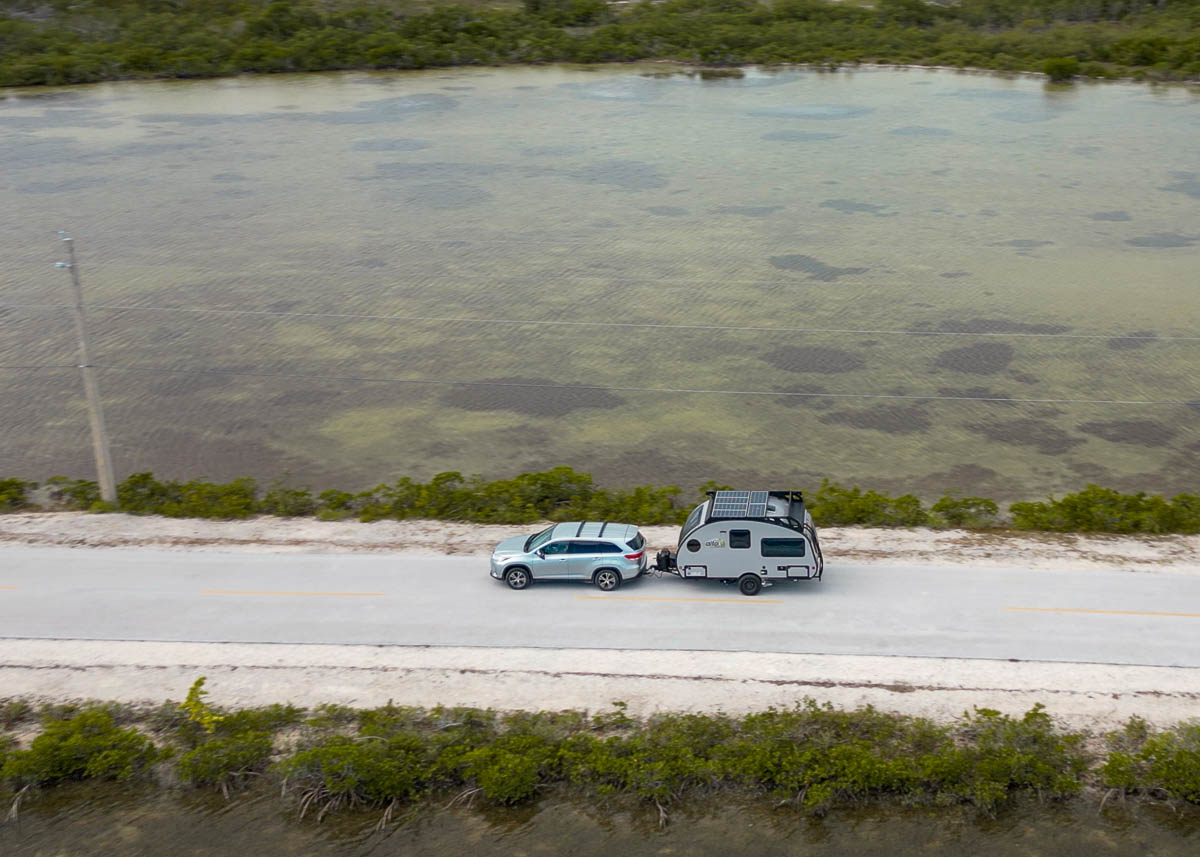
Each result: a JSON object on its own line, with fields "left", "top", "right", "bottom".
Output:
{"left": 3, "top": 785, "right": 1200, "bottom": 857}
{"left": 1, "top": 66, "right": 1197, "bottom": 497}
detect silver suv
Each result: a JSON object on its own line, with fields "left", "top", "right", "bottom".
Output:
{"left": 490, "top": 522, "right": 647, "bottom": 591}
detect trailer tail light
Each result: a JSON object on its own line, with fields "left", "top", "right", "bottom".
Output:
{"left": 624, "top": 551, "right": 644, "bottom": 561}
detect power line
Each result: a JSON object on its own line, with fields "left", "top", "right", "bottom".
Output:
{"left": 2, "top": 302, "right": 1194, "bottom": 342}
{"left": 87, "top": 363, "right": 1194, "bottom": 407}
{"left": 0, "top": 364, "right": 77, "bottom": 370}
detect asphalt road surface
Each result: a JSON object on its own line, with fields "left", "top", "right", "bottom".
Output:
{"left": 1, "top": 547, "right": 1199, "bottom": 667}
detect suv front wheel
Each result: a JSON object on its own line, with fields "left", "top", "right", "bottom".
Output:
{"left": 594, "top": 569, "right": 621, "bottom": 592}
{"left": 505, "top": 567, "right": 530, "bottom": 590}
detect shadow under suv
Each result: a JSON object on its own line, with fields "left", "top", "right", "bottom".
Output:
{"left": 490, "top": 521, "right": 647, "bottom": 591}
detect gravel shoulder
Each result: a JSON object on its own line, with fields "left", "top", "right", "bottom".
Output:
{"left": 2, "top": 639, "right": 1197, "bottom": 732}
{"left": 4, "top": 511, "right": 1200, "bottom": 572}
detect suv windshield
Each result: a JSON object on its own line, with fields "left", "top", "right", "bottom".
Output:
{"left": 525, "top": 525, "right": 556, "bottom": 552}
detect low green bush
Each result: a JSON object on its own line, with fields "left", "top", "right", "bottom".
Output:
{"left": 1102, "top": 718, "right": 1200, "bottom": 803}
{"left": 1010, "top": 485, "right": 1200, "bottom": 534}
{"left": 279, "top": 734, "right": 429, "bottom": 812}
{"left": 259, "top": 484, "right": 317, "bottom": 517}
{"left": 10, "top": 469, "right": 1200, "bottom": 533}
{"left": 43, "top": 476, "right": 100, "bottom": 510}
{"left": 1042, "top": 56, "right": 1081, "bottom": 80}
{"left": 931, "top": 495, "right": 1000, "bottom": 529}
{"left": 808, "top": 479, "right": 930, "bottom": 527}
{"left": 0, "top": 477, "right": 37, "bottom": 511}
{"left": 1, "top": 707, "right": 159, "bottom": 786}
{"left": 177, "top": 731, "right": 274, "bottom": 791}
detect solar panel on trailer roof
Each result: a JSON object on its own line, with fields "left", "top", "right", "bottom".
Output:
{"left": 711, "top": 490, "right": 772, "bottom": 518}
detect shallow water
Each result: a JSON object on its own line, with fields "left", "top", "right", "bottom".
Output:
{"left": 1, "top": 66, "right": 1197, "bottom": 496}
{"left": 4, "top": 784, "right": 1200, "bottom": 857}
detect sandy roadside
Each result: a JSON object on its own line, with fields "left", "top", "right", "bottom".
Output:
{"left": 2, "top": 639, "right": 1197, "bottom": 732}
{"left": 3, "top": 511, "right": 1200, "bottom": 572}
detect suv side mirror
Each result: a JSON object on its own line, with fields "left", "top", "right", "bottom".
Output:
{"left": 536, "top": 549, "right": 546, "bottom": 559}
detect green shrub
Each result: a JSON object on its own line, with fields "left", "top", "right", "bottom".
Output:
{"left": 1, "top": 699, "right": 34, "bottom": 730}
{"left": 259, "top": 483, "right": 316, "bottom": 517}
{"left": 116, "top": 472, "right": 179, "bottom": 514}
{"left": 1101, "top": 718, "right": 1200, "bottom": 803}
{"left": 463, "top": 733, "right": 554, "bottom": 803}
{"left": 116, "top": 473, "right": 259, "bottom": 519}
{"left": 1042, "top": 55, "right": 1080, "bottom": 80}
{"left": 808, "top": 479, "right": 930, "bottom": 527}
{"left": 951, "top": 705, "right": 1088, "bottom": 806}
{"left": 0, "top": 478, "right": 36, "bottom": 511}
{"left": 931, "top": 495, "right": 1000, "bottom": 529}
{"left": 1010, "top": 485, "right": 1200, "bottom": 534}
{"left": 177, "top": 731, "right": 274, "bottom": 791}
{"left": 1, "top": 707, "right": 158, "bottom": 786}
{"left": 43, "top": 476, "right": 99, "bottom": 510}
{"left": 279, "top": 734, "right": 429, "bottom": 809}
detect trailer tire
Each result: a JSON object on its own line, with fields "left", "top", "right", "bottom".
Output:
{"left": 505, "top": 567, "right": 531, "bottom": 590}
{"left": 594, "top": 568, "right": 621, "bottom": 592}
{"left": 738, "top": 574, "right": 762, "bottom": 597}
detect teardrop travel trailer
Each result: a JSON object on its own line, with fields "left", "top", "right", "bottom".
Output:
{"left": 654, "top": 490, "right": 824, "bottom": 596}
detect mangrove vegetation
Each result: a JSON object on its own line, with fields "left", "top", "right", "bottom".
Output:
{"left": 2, "top": 0, "right": 1200, "bottom": 88}
{"left": 4, "top": 468, "right": 1200, "bottom": 534}
{"left": 2, "top": 685, "right": 1200, "bottom": 824}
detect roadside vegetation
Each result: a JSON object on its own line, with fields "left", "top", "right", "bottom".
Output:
{"left": 2, "top": 684, "right": 1198, "bottom": 823}
{"left": 2, "top": 0, "right": 1200, "bottom": 88}
{"left": 2, "top": 468, "right": 1200, "bottom": 534}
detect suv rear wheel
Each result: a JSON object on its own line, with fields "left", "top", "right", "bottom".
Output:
{"left": 594, "top": 569, "right": 621, "bottom": 592}
{"left": 505, "top": 567, "right": 530, "bottom": 590}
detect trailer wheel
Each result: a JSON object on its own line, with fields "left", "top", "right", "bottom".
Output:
{"left": 594, "top": 568, "right": 621, "bottom": 592}
{"left": 505, "top": 567, "right": 530, "bottom": 590}
{"left": 738, "top": 574, "right": 762, "bottom": 597}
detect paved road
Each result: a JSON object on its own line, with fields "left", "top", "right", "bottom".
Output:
{"left": 1, "top": 547, "right": 1199, "bottom": 667}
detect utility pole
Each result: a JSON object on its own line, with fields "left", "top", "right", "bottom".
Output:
{"left": 56, "top": 232, "right": 117, "bottom": 504}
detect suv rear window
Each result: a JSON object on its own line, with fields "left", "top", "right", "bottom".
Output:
{"left": 626, "top": 532, "right": 645, "bottom": 551}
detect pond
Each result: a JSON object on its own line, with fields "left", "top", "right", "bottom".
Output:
{"left": 1, "top": 65, "right": 1197, "bottom": 497}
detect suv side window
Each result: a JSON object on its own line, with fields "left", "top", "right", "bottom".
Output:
{"left": 542, "top": 541, "right": 569, "bottom": 555}
{"left": 568, "top": 541, "right": 600, "bottom": 554}
{"left": 729, "top": 530, "right": 751, "bottom": 549}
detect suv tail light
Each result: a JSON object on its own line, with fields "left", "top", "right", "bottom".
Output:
{"left": 624, "top": 551, "right": 644, "bottom": 561}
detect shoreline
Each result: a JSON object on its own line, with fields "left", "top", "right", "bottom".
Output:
{"left": 2, "top": 59, "right": 1197, "bottom": 95}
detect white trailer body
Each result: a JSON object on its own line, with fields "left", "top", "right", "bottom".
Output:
{"left": 655, "top": 490, "right": 823, "bottom": 596}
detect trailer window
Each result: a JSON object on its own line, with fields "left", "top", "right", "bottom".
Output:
{"left": 761, "top": 538, "right": 806, "bottom": 557}
{"left": 679, "top": 504, "right": 705, "bottom": 543}
{"left": 729, "top": 530, "right": 751, "bottom": 549}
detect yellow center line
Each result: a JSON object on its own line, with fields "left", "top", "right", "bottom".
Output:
{"left": 0, "top": 586, "right": 17, "bottom": 591}
{"left": 577, "top": 595, "right": 782, "bottom": 605}
{"left": 1006, "top": 606, "right": 1200, "bottom": 619}
{"left": 200, "top": 590, "right": 384, "bottom": 597}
